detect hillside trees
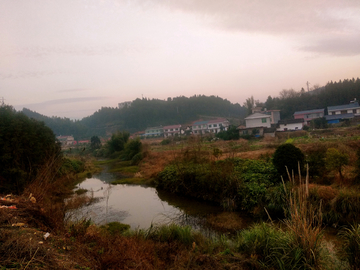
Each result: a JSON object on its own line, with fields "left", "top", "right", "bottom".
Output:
{"left": 0, "top": 106, "right": 62, "bottom": 193}
{"left": 24, "top": 95, "right": 247, "bottom": 137}
{"left": 265, "top": 78, "right": 360, "bottom": 119}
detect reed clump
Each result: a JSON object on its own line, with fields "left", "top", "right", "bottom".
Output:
{"left": 339, "top": 224, "right": 360, "bottom": 269}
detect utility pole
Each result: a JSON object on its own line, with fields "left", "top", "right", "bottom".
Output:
{"left": 306, "top": 81, "right": 310, "bottom": 92}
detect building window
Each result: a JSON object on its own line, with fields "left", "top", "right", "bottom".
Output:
{"left": 261, "top": 118, "right": 267, "bottom": 123}
{"left": 341, "top": 110, "right": 347, "bottom": 114}
{"left": 208, "top": 124, "right": 212, "bottom": 127}
{"left": 214, "top": 124, "right": 217, "bottom": 127}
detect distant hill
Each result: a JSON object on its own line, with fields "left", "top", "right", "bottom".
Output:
{"left": 22, "top": 78, "right": 360, "bottom": 138}
{"left": 22, "top": 95, "right": 247, "bottom": 139}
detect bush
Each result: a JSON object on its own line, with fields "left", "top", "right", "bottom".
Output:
{"left": 107, "top": 131, "right": 130, "bottom": 155}
{"left": 0, "top": 106, "right": 62, "bottom": 194}
{"left": 160, "top": 138, "right": 171, "bottom": 145}
{"left": 122, "top": 138, "right": 142, "bottom": 160}
{"left": 339, "top": 224, "right": 360, "bottom": 269}
{"left": 272, "top": 143, "right": 305, "bottom": 177}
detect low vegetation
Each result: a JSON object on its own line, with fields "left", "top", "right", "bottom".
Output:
{"left": 4, "top": 104, "right": 360, "bottom": 269}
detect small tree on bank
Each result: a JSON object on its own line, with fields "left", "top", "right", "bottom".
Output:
{"left": 325, "top": 148, "right": 349, "bottom": 180}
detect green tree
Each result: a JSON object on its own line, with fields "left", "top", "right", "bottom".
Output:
{"left": 243, "top": 96, "right": 255, "bottom": 116}
{"left": 272, "top": 144, "right": 305, "bottom": 177}
{"left": 310, "top": 117, "right": 328, "bottom": 129}
{"left": 325, "top": 148, "right": 349, "bottom": 180}
{"left": 0, "top": 106, "right": 62, "bottom": 194}
{"left": 90, "top": 136, "right": 101, "bottom": 150}
{"left": 107, "top": 131, "right": 130, "bottom": 154}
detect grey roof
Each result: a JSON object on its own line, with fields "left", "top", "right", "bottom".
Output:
{"left": 278, "top": 118, "right": 304, "bottom": 124}
{"left": 325, "top": 114, "right": 354, "bottom": 120}
{"left": 328, "top": 102, "right": 360, "bottom": 111}
{"left": 245, "top": 112, "right": 271, "bottom": 120}
{"left": 293, "top": 108, "right": 324, "bottom": 115}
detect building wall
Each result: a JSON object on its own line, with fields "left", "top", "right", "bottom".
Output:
{"left": 277, "top": 122, "right": 303, "bottom": 131}
{"left": 245, "top": 117, "right": 271, "bottom": 128}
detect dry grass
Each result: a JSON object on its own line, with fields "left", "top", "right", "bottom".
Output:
{"left": 235, "top": 149, "right": 275, "bottom": 160}
{"left": 283, "top": 166, "right": 325, "bottom": 269}
{"left": 308, "top": 184, "right": 339, "bottom": 202}
{"left": 140, "top": 150, "right": 179, "bottom": 178}
{"left": 206, "top": 212, "right": 250, "bottom": 233}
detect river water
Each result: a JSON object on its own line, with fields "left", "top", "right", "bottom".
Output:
{"left": 73, "top": 168, "right": 225, "bottom": 233}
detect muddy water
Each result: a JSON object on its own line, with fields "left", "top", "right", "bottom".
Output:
{"left": 73, "top": 168, "right": 226, "bottom": 233}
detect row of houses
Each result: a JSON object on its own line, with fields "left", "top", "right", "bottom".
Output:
{"left": 56, "top": 136, "right": 90, "bottom": 146}
{"left": 143, "top": 118, "right": 230, "bottom": 138}
{"left": 239, "top": 99, "right": 360, "bottom": 135}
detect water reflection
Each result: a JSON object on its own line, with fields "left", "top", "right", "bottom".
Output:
{"left": 73, "top": 174, "right": 223, "bottom": 233}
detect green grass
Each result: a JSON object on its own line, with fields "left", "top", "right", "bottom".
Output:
{"left": 109, "top": 165, "right": 139, "bottom": 174}
{"left": 339, "top": 224, "right": 360, "bottom": 269}
{"left": 111, "top": 177, "right": 149, "bottom": 185}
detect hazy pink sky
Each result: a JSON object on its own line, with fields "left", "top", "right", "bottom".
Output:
{"left": 1, "top": 0, "right": 360, "bottom": 119}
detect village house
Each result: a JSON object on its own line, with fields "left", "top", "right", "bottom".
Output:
{"left": 238, "top": 113, "right": 271, "bottom": 136}
{"left": 144, "top": 126, "right": 163, "bottom": 137}
{"left": 277, "top": 118, "right": 304, "bottom": 131}
{"left": 56, "top": 135, "right": 75, "bottom": 146}
{"left": 294, "top": 108, "right": 325, "bottom": 125}
{"left": 192, "top": 118, "right": 229, "bottom": 135}
{"left": 325, "top": 99, "right": 360, "bottom": 124}
{"left": 327, "top": 99, "right": 360, "bottom": 115}
{"left": 163, "top": 124, "right": 182, "bottom": 137}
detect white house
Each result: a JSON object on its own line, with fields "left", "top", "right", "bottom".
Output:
{"left": 238, "top": 113, "right": 272, "bottom": 136}
{"left": 192, "top": 118, "right": 229, "bottom": 135}
{"left": 163, "top": 124, "right": 181, "bottom": 137}
{"left": 144, "top": 126, "right": 163, "bottom": 137}
{"left": 244, "top": 113, "right": 271, "bottom": 128}
{"left": 277, "top": 119, "right": 304, "bottom": 131}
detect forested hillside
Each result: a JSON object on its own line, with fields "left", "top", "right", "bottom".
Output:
{"left": 22, "top": 95, "right": 246, "bottom": 138}
{"left": 264, "top": 78, "right": 360, "bottom": 119}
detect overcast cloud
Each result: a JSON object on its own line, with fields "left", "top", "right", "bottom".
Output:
{"left": 1, "top": 0, "right": 359, "bottom": 119}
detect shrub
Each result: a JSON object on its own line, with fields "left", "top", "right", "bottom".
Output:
{"left": 106, "top": 131, "right": 130, "bottom": 155}
{"left": 131, "top": 152, "right": 143, "bottom": 165}
{"left": 160, "top": 138, "right": 171, "bottom": 145}
{"left": 123, "top": 138, "right": 142, "bottom": 160}
{"left": 339, "top": 224, "right": 360, "bottom": 269}
{"left": 272, "top": 143, "right": 305, "bottom": 177}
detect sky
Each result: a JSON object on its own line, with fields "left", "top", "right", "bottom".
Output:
{"left": 1, "top": 0, "right": 360, "bottom": 119}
